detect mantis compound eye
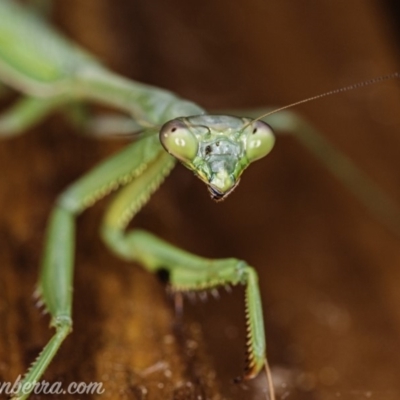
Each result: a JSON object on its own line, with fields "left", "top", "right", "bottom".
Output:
{"left": 160, "top": 119, "right": 198, "bottom": 163}
{"left": 245, "top": 120, "right": 275, "bottom": 162}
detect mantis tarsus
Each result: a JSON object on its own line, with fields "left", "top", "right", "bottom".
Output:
{"left": 1, "top": 1, "right": 399, "bottom": 399}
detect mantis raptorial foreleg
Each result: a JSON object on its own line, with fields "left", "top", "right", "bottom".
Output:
{"left": 14, "top": 135, "right": 169, "bottom": 400}
{"left": 101, "top": 152, "right": 266, "bottom": 380}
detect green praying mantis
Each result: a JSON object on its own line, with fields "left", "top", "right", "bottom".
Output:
{"left": 1, "top": 1, "right": 400, "bottom": 399}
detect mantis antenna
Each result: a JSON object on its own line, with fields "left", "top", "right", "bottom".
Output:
{"left": 247, "top": 71, "right": 400, "bottom": 125}
{"left": 244, "top": 70, "right": 400, "bottom": 400}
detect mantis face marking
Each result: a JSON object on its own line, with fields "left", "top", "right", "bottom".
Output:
{"left": 160, "top": 115, "right": 275, "bottom": 200}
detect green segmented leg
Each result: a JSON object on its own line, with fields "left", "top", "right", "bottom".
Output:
{"left": 0, "top": 96, "right": 66, "bottom": 137}
{"left": 12, "top": 134, "right": 166, "bottom": 400}
{"left": 15, "top": 207, "right": 74, "bottom": 400}
{"left": 0, "top": 95, "right": 144, "bottom": 139}
{"left": 100, "top": 153, "right": 267, "bottom": 382}
{"left": 80, "top": 114, "right": 146, "bottom": 139}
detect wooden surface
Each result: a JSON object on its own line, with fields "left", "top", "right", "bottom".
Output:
{"left": 1, "top": 1, "right": 400, "bottom": 399}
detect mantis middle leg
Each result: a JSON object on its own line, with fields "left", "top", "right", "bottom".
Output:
{"left": 0, "top": 96, "right": 67, "bottom": 137}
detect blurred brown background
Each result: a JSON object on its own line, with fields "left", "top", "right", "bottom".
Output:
{"left": 1, "top": 0, "right": 400, "bottom": 399}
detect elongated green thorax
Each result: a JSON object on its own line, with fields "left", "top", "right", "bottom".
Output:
{"left": 160, "top": 115, "right": 275, "bottom": 200}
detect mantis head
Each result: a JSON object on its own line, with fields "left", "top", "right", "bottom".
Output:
{"left": 159, "top": 72, "right": 400, "bottom": 201}
{"left": 160, "top": 115, "right": 275, "bottom": 201}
